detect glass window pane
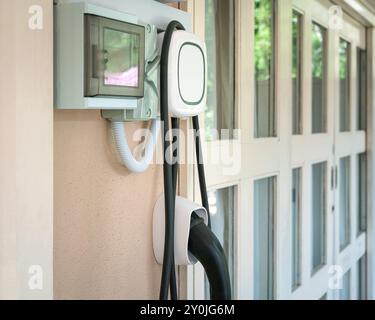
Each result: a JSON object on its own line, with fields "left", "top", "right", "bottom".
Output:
{"left": 292, "top": 11, "right": 303, "bottom": 135}
{"left": 292, "top": 168, "right": 302, "bottom": 290}
{"left": 358, "top": 153, "right": 367, "bottom": 234}
{"left": 204, "top": 186, "right": 236, "bottom": 299}
{"left": 339, "top": 157, "right": 351, "bottom": 250}
{"left": 205, "top": 0, "right": 236, "bottom": 141}
{"left": 339, "top": 39, "right": 351, "bottom": 132}
{"left": 340, "top": 270, "right": 351, "bottom": 300}
{"left": 312, "top": 23, "right": 327, "bottom": 133}
{"left": 255, "top": 0, "right": 276, "bottom": 138}
{"left": 358, "top": 49, "right": 367, "bottom": 131}
{"left": 312, "top": 162, "right": 327, "bottom": 272}
{"left": 358, "top": 255, "right": 367, "bottom": 300}
{"left": 254, "top": 176, "right": 276, "bottom": 300}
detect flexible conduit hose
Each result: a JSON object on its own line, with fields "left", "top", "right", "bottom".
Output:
{"left": 159, "top": 20, "right": 186, "bottom": 300}
{"left": 189, "top": 214, "right": 232, "bottom": 300}
{"left": 111, "top": 120, "right": 160, "bottom": 174}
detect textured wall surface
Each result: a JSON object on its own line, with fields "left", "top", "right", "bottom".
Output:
{"left": 54, "top": 111, "right": 164, "bottom": 299}
{"left": 0, "top": 0, "right": 53, "bottom": 299}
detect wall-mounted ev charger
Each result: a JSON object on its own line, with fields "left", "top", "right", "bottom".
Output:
{"left": 158, "top": 30, "right": 207, "bottom": 118}
{"left": 153, "top": 20, "right": 231, "bottom": 301}
{"left": 54, "top": 0, "right": 231, "bottom": 301}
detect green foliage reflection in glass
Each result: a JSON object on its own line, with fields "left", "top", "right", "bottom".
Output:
{"left": 292, "top": 12, "right": 300, "bottom": 79}
{"left": 255, "top": 0, "right": 272, "bottom": 81}
{"left": 205, "top": 0, "right": 216, "bottom": 140}
{"left": 339, "top": 39, "right": 349, "bottom": 79}
{"left": 312, "top": 24, "right": 325, "bottom": 79}
{"left": 104, "top": 28, "right": 139, "bottom": 73}
{"left": 292, "top": 11, "right": 302, "bottom": 135}
{"left": 339, "top": 39, "right": 350, "bottom": 131}
{"left": 255, "top": 0, "right": 275, "bottom": 138}
{"left": 311, "top": 23, "right": 326, "bottom": 133}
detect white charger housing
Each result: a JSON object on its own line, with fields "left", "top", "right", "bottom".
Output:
{"left": 159, "top": 30, "right": 208, "bottom": 118}
{"left": 153, "top": 195, "right": 208, "bottom": 266}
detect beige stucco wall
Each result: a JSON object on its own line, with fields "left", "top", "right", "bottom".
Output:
{"left": 0, "top": 0, "right": 183, "bottom": 300}
{"left": 0, "top": 0, "right": 53, "bottom": 299}
{"left": 54, "top": 111, "right": 164, "bottom": 299}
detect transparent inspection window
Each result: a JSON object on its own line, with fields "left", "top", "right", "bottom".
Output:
{"left": 103, "top": 28, "right": 140, "bottom": 88}
{"left": 205, "top": 0, "right": 236, "bottom": 141}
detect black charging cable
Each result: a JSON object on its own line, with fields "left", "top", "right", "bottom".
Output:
{"left": 159, "top": 20, "right": 185, "bottom": 301}
{"left": 188, "top": 213, "right": 232, "bottom": 300}
{"left": 170, "top": 117, "right": 180, "bottom": 300}
{"left": 159, "top": 20, "right": 229, "bottom": 301}
{"left": 192, "top": 116, "right": 211, "bottom": 228}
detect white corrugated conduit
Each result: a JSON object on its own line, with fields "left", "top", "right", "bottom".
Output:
{"left": 111, "top": 120, "right": 160, "bottom": 173}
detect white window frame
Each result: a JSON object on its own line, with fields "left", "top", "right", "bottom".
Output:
{"left": 181, "top": 0, "right": 375, "bottom": 300}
